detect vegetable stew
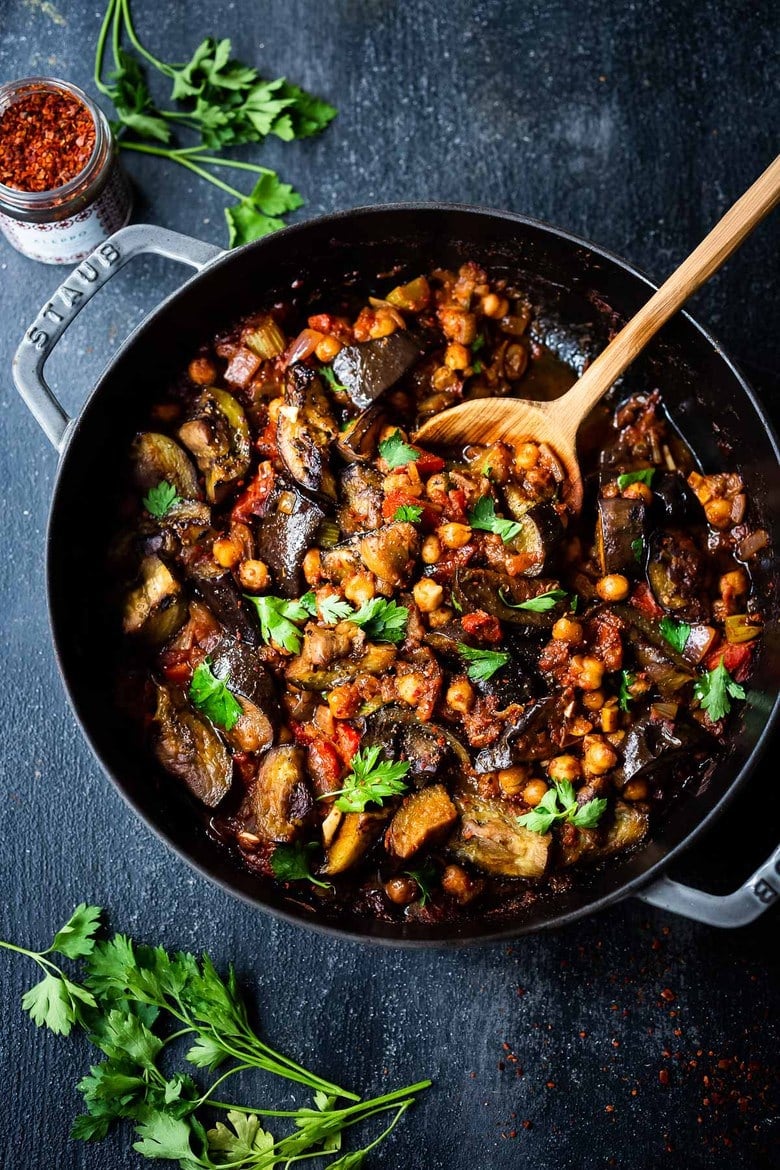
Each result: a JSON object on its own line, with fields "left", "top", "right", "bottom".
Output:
{"left": 112, "top": 262, "right": 768, "bottom": 925}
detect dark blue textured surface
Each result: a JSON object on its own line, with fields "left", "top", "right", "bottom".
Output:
{"left": 0, "top": 2, "right": 778, "bottom": 1167}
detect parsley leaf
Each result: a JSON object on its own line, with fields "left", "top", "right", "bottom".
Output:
{"left": 694, "top": 657, "right": 746, "bottom": 721}
{"left": 21, "top": 973, "right": 92, "bottom": 1036}
{"left": 468, "top": 495, "right": 521, "bottom": 543}
{"left": 133, "top": 1112, "right": 199, "bottom": 1162}
{"left": 320, "top": 364, "right": 348, "bottom": 393}
{"left": 107, "top": 49, "right": 170, "bottom": 143}
{"left": 517, "top": 780, "right": 608, "bottom": 835}
{"left": 318, "top": 594, "right": 355, "bottom": 625}
{"left": 49, "top": 904, "right": 103, "bottom": 960}
{"left": 245, "top": 593, "right": 309, "bottom": 652}
{"left": 631, "top": 536, "right": 645, "bottom": 562}
{"left": 660, "top": 616, "right": 691, "bottom": 654}
{"left": 327, "top": 745, "right": 410, "bottom": 813}
{"left": 348, "top": 598, "right": 408, "bottom": 643}
{"left": 472, "top": 333, "right": 486, "bottom": 352}
{"left": 394, "top": 504, "right": 424, "bottom": 524}
{"left": 499, "top": 587, "right": 567, "bottom": 612}
{"left": 378, "top": 430, "right": 420, "bottom": 468}
{"left": 299, "top": 590, "right": 318, "bottom": 616}
{"left": 618, "top": 670, "right": 635, "bottom": 712}
{"left": 270, "top": 842, "right": 331, "bottom": 889}
{"left": 405, "top": 861, "right": 437, "bottom": 907}
{"left": 456, "top": 644, "right": 510, "bottom": 681}
{"left": 208, "top": 1109, "right": 275, "bottom": 1159}
{"left": 225, "top": 172, "right": 304, "bottom": 247}
{"left": 189, "top": 659, "right": 243, "bottom": 731}
{"left": 472, "top": 359, "right": 484, "bottom": 374}
{"left": 617, "top": 468, "right": 655, "bottom": 491}
{"left": 143, "top": 480, "right": 181, "bottom": 518}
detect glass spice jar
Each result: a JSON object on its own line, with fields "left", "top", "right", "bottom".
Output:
{"left": 0, "top": 77, "right": 132, "bottom": 264}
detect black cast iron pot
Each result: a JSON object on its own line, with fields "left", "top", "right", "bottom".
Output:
{"left": 12, "top": 207, "right": 780, "bottom": 944}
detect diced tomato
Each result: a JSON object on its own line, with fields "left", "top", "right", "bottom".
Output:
{"left": 443, "top": 487, "right": 468, "bottom": 521}
{"left": 381, "top": 488, "right": 441, "bottom": 530}
{"left": 307, "top": 739, "right": 345, "bottom": 796}
{"left": 590, "top": 610, "right": 624, "bottom": 672}
{"left": 414, "top": 449, "right": 446, "bottom": 474}
{"left": 427, "top": 543, "right": 476, "bottom": 581}
{"left": 307, "top": 313, "right": 354, "bottom": 344}
{"left": 160, "top": 660, "right": 192, "bottom": 685}
{"left": 704, "top": 641, "right": 753, "bottom": 681}
{"left": 333, "top": 722, "right": 361, "bottom": 765}
{"left": 231, "top": 460, "right": 275, "bottom": 523}
{"left": 461, "top": 610, "right": 502, "bottom": 644}
{"left": 289, "top": 720, "right": 316, "bottom": 746}
{"left": 255, "top": 418, "right": 279, "bottom": 462}
{"left": 630, "top": 582, "right": 664, "bottom": 619}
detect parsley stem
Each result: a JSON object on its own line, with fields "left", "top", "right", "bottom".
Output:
{"left": 0, "top": 940, "right": 62, "bottom": 974}
{"left": 93, "top": 0, "right": 118, "bottom": 95}
{"left": 118, "top": 141, "right": 244, "bottom": 198}
{"left": 201, "top": 1025, "right": 358, "bottom": 1099}
{"left": 118, "top": 0, "right": 174, "bottom": 77}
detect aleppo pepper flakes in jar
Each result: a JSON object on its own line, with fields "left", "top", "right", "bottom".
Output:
{"left": 0, "top": 77, "right": 132, "bottom": 265}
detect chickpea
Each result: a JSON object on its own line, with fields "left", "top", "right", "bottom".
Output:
{"left": 571, "top": 655, "right": 605, "bottom": 692}
{"left": 596, "top": 574, "right": 630, "bottom": 602}
{"left": 438, "top": 522, "right": 472, "bottom": 550}
{"left": 720, "top": 569, "right": 748, "bottom": 596}
{"left": 441, "top": 863, "right": 482, "bottom": 905}
{"left": 302, "top": 548, "right": 322, "bottom": 586}
{"left": 504, "top": 343, "right": 528, "bottom": 381}
{"left": 552, "top": 617, "right": 584, "bottom": 644}
{"left": 522, "top": 779, "right": 549, "bottom": 807}
{"left": 481, "top": 292, "right": 509, "bottom": 319}
{"left": 314, "top": 335, "right": 342, "bottom": 363}
{"left": 444, "top": 342, "right": 470, "bottom": 371}
{"left": 704, "top": 497, "right": 733, "bottom": 529}
{"left": 421, "top": 534, "right": 442, "bottom": 564}
{"left": 623, "top": 779, "right": 649, "bottom": 802}
{"left": 384, "top": 876, "right": 417, "bottom": 905}
{"left": 213, "top": 536, "right": 243, "bottom": 570}
{"left": 425, "top": 472, "right": 450, "bottom": 499}
{"left": 432, "top": 365, "right": 459, "bottom": 392}
{"left": 413, "top": 578, "right": 444, "bottom": 613}
{"left": 428, "top": 606, "right": 454, "bottom": 629}
{"left": 327, "top": 684, "right": 361, "bottom": 721}
{"left": 238, "top": 559, "right": 270, "bottom": 592}
{"left": 368, "top": 312, "right": 397, "bottom": 340}
{"left": 622, "top": 481, "right": 653, "bottom": 504}
{"left": 498, "top": 765, "right": 529, "bottom": 796}
{"left": 188, "top": 355, "right": 217, "bottom": 385}
{"left": 439, "top": 306, "right": 478, "bottom": 345}
{"left": 344, "top": 572, "right": 376, "bottom": 606}
{"left": 446, "top": 677, "right": 476, "bottom": 714}
{"left": 547, "top": 755, "right": 582, "bottom": 784}
{"left": 514, "top": 441, "right": 540, "bottom": 471}
{"left": 582, "top": 689, "right": 605, "bottom": 711}
{"left": 267, "top": 395, "right": 284, "bottom": 423}
{"left": 396, "top": 672, "right": 427, "bottom": 706}
{"left": 583, "top": 738, "right": 618, "bottom": 775}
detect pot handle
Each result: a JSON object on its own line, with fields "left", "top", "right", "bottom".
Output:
{"left": 635, "top": 843, "right": 780, "bottom": 927}
{"left": 12, "top": 223, "right": 224, "bottom": 452}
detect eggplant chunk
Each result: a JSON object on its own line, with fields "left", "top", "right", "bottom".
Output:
{"left": 450, "top": 794, "right": 550, "bottom": 878}
{"left": 123, "top": 555, "right": 187, "bottom": 644}
{"left": 286, "top": 642, "right": 396, "bottom": 690}
{"left": 614, "top": 715, "right": 705, "bottom": 787}
{"left": 256, "top": 480, "right": 325, "bottom": 598}
{"left": 337, "top": 464, "right": 384, "bottom": 535}
{"left": 336, "top": 403, "right": 386, "bottom": 464}
{"left": 359, "top": 521, "right": 420, "bottom": 586}
{"left": 131, "top": 432, "right": 200, "bottom": 499}
{"left": 178, "top": 388, "right": 250, "bottom": 502}
{"left": 596, "top": 497, "right": 647, "bottom": 575}
{"left": 646, "top": 529, "right": 709, "bottom": 621}
{"left": 332, "top": 331, "right": 424, "bottom": 409}
{"left": 153, "top": 684, "right": 231, "bottom": 808}
{"left": 559, "top": 801, "right": 649, "bottom": 867}
{"left": 474, "top": 695, "right": 567, "bottom": 772}
{"left": 454, "top": 568, "right": 563, "bottom": 629}
{"left": 385, "top": 784, "right": 458, "bottom": 860}
{"left": 211, "top": 639, "right": 275, "bottom": 752}
{"left": 190, "top": 569, "right": 259, "bottom": 645}
{"left": 277, "top": 364, "right": 338, "bottom": 498}
{"left": 252, "top": 746, "right": 312, "bottom": 842}
{"left": 511, "top": 503, "right": 563, "bottom": 575}
{"left": 323, "top": 811, "right": 388, "bottom": 875}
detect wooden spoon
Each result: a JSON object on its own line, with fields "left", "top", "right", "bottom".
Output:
{"left": 414, "top": 155, "right": 780, "bottom": 512}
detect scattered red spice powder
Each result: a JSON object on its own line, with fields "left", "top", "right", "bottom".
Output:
{"left": 0, "top": 90, "right": 95, "bottom": 191}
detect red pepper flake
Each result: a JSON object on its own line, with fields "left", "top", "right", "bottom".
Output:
{"left": 605, "top": 1104, "right": 615, "bottom": 1113}
{"left": 659, "top": 1069, "right": 670, "bottom": 1085}
{"left": 660, "top": 987, "right": 676, "bottom": 1002}
{"left": 0, "top": 90, "right": 95, "bottom": 191}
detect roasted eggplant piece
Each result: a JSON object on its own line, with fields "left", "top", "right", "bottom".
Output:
{"left": 596, "top": 497, "right": 647, "bottom": 575}
{"left": 506, "top": 503, "right": 563, "bottom": 576}
{"left": 131, "top": 432, "right": 200, "bottom": 499}
{"left": 336, "top": 403, "right": 387, "bottom": 465}
{"left": 614, "top": 715, "right": 707, "bottom": 788}
{"left": 559, "top": 800, "right": 649, "bottom": 867}
{"left": 337, "top": 464, "right": 385, "bottom": 536}
{"left": 363, "top": 703, "right": 472, "bottom": 779}
{"left": 653, "top": 471, "right": 698, "bottom": 524}
{"left": 178, "top": 388, "right": 251, "bottom": 502}
{"left": 646, "top": 529, "right": 709, "bottom": 621}
{"left": 612, "top": 603, "right": 691, "bottom": 672}
{"left": 277, "top": 364, "right": 338, "bottom": 499}
{"left": 453, "top": 568, "right": 564, "bottom": 629}
{"left": 332, "top": 330, "right": 424, "bottom": 409}
{"left": 256, "top": 479, "right": 326, "bottom": 598}
{"left": 359, "top": 521, "right": 420, "bottom": 586}
{"left": 450, "top": 794, "right": 550, "bottom": 878}
{"left": 189, "top": 567, "right": 259, "bottom": 645}
{"left": 211, "top": 639, "right": 275, "bottom": 753}
{"left": 385, "top": 784, "right": 458, "bottom": 860}
{"left": 286, "top": 642, "right": 396, "bottom": 690}
{"left": 323, "top": 810, "right": 388, "bottom": 875}
{"left": 123, "top": 555, "right": 187, "bottom": 644}
{"left": 474, "top": 694, "right": 568, "bottom": 772}
{"left": 251, "top": 746, "right": 312, "bottom": 842}
{"left": 153, "top": 684, "right": 232, "bottom": 807}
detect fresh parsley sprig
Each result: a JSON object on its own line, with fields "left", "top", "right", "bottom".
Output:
{"left": 394, "top": 504, "right": 424, "bottom": 523}
{"left": 320, "top": 364, "right": 348, "bottom": 393}
{"left": 270, "top": 842, "right": 331, "bottom": 889}
{"left": 325, "top": 745, "right": 410, "bottom": 812}
{"left": 245, "top": 594, "right": 309, "bottom": 653}
{"left": 694, "top": 656, "right": 745, "bottom": 721}
{"left": 455, "top": 644, "right": 510, "bottom": 681}
{"left": 189, "top": 659, "right": 243, "bottom": 731}
{"left": 348, "top": 597, "right": 409, "bottom": 643}
{"left": 616, "top": 468, "right": 655, "bottom": 491}
{"left": 499, "top": 587, "right": 568, "bottom": 612}
{"left": 143, "top": 479, "right": 181, "bottom": 518}
{"left": 517, "top": 780, "right": 608, "bottom": 835}
{"left": 378, "top": 430, "right": 420, "bottom": 468}
{"left": 617, "top": 670, "right": 635, "bottom": 712}
{"left": 468, "top": 495, "right": 522, "bottom": 543}
{"left": 660, "top": 616, "right": 691, "bottom": 654}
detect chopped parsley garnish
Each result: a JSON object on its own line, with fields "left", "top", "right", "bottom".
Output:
{"left": 189, "top": 659, "right": 243, "bottom": 731}
{"left": 299, "top": 590, "right": 318, "bottom": 616}
{"left": 244, "top": 593, "right": 309, "bottom": 653}
{"left": 660, "top": 616, "right": 691, "bottom": 654}
{"left": 270, "top": 841, "right": 331, "bottom": 889}
{"left": 468, "top": 495, "right": 522, "bottom": 543}
{"left": 472, "top": 359, "right": 484, "bottom": 374}
{"left": 325, "top": 745, "right": 411, "bottom": 812}
{"left": 378, "top": 430, "right": 420, "bottom": 468}
{"left": 405, "top": 860, "right": 437, "bottom": 906}
{"left": 517, "top": 780, "right": 608, "bottom": 835}
{"left": 630, "top": 536, "right": 645, "bottom": 562}
{"left": 618, "top": 670, "right": 635, "bottom": 712}
{"left": 617, "top": 468, "right": 655, "bottom": 491}
{"left": 318, "top": 594, "right": 355, "bottom": 624}
{"left": 455, "top": 644, "right": 510, "bottom": 681}
{"left": 320, "top": 364, "right": 348, "bottom": 393}
{"left": 694, "top": 657, "right": 745, "bottom": 721}
{"left": 499, "top": 587, "right": 567, "bottom": 612}
{"left": 142, "top": 480, "right": 180, "bottom": 518}
{"left": 472, "top": 333, "right": 486, "bottom": 352}
{"left": 348, "top": 597, "right": 408, "bottom": 643}
{"left": 394, "top": 504, "right": 424, "bottom": 524}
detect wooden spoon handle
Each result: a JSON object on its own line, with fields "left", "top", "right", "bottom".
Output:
{"left": 550, "top": 153, "right": 780, "bottom": 440}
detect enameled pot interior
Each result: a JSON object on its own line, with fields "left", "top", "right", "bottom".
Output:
{"left": 47, "top": 206, "right": 780, "bottom": 944}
